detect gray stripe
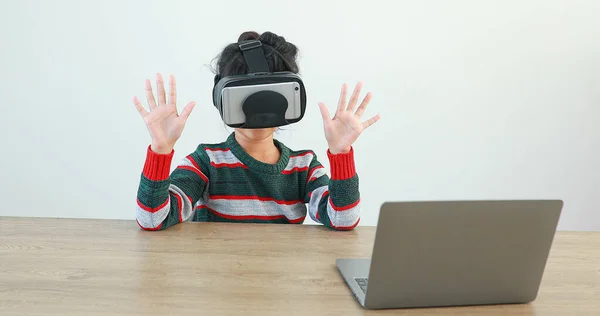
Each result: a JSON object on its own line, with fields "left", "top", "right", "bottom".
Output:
{"left": 284, "top": 154, "right": 314, "bottom": 171}
{"left": 203, "top": 199, "right": 307, "bottom": 221}
{"left": 205, "top": 150, "right": 243, "bottom": 165}
{"left": 136, "top": 201, "right": 170, "bottom": 229}
{"left": 308, "top": 185, "right": 328, "bottom": 222}
{"left": 170, "top": 184, "right": 195, "bottom": 222}
{"left": 328, "top": 199, "right": 360, "bottom": 228}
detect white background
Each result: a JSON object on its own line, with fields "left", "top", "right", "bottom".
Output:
{"left": 1, "top": 0, "right": 599, "bottom": 230}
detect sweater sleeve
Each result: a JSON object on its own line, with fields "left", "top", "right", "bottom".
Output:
{"left": 135, "top": 145, "right": 210, "bottom": 231}
{"left": 303, "top": 147, "right": 361, "bottom": 230}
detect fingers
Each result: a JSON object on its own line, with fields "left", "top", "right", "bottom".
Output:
{"left": 347, "top": 82, "right": 363, "bottom": 112}
{"left": 132, "top": 96, "right": 148, "bottom": 117}
{"left": 168, "top": 74, "right": 177, "bottom": 107}
{"left": 145, "top": 79, "right": 157, "bottom": 109}
{"left": 362, "top": 114, "right": 381, "bottom": 129}
{"left": 354, "top": 92, "right": 373, "bottom": 118}
{"left": 318, "top": 102, "right": 331, "bottom": 125}
{"left": 179, "top": 101, "right": 196, "bottom": 122}
{"left": 156, "top": 73, "right": 167, "bottom": 106}
{"left": 335, "top": 83, "right": 348, "bottom": 118}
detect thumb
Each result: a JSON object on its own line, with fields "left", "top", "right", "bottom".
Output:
{"left": 318, "top": 102, "right": 331, "bottom": 125}
{"left": 179, "top": 101, "right": 196, "bottom": 122}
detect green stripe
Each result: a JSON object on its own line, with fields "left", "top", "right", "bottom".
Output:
{"left": 207, "top": 167, "right": 306, "bottom": 201}
{"left": 190, "top": 149, "right": 211, "bottom": 172}
{"left": 171, "top": 168, "right": 206, "bottom": 201}
{"left": 158, "top": 192, "right": 183, "bottom": 229}
{"left": 193, "top": 207, "right": 299, "bottom": 224}
{"left": 329, "top": 175, "right": 360, "bottom": 207}
{"left": 315, "top": 192, "right": 333, "bottom": 228}
{"left": 138, "top": 175, "right": 170, "bottom": 208}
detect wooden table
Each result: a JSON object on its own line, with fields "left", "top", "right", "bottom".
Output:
{"left": 0, "top": 217, "right": 599, "bottom": 315}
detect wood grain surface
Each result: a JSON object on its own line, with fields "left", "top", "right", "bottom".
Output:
{"left": 0, "top": 217, "right": 598, "bottom": 315}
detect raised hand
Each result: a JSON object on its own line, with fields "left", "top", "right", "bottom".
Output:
{"left": 318, "top": 82, "right": 380, "bottom": 154}
{"left": 133, "top": 73, "right": 196, "bottom": 154}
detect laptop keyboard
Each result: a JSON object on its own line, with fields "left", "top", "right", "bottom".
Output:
{"left": 355, "top": 277, "right": 368, "bottom": 294}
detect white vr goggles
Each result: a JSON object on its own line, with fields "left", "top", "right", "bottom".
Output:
{"left": 212, "top": 40, "right": 307, "bottom": 128}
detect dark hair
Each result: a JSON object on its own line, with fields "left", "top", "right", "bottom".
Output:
{"left": 213, "top": 31, "right": 299, "bottom": 78}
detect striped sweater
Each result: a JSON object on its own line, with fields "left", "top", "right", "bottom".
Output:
{"left": 136, "top": 133, "right": 360, "bottom": 231}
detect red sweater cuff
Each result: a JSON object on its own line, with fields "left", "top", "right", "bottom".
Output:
{"left": 142, "top": 145, "right": 174, "bottom": 181}
{"left": 327, "top": 147, "right": 356, "bottom": 180}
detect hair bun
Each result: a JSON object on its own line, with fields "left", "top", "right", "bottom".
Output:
{"left": 258, "top": 31, "right": 297, "bottom": 57}
{"left": 238, "top": 31, "right": 260, "bottom": 42}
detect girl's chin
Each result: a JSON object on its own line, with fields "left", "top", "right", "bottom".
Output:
{"left": 235, "top": 128, "right": 277, "bottom": 141}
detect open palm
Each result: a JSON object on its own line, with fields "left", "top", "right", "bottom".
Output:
{"left": 318, "top": 82, "right": 380, "bottom": 154}
{"left": 133, "top": 73, "right": 195, "bottom": 154}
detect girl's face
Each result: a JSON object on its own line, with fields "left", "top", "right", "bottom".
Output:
{"left": 235, "top": 127, "right": 277, "bottom": 142}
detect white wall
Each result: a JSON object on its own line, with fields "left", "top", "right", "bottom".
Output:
{"left": 0, "top": 0, "right": 599, "bottom": 230}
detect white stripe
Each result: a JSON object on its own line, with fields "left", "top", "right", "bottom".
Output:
{"left": 177, "top": 157, "right": 198, "bottom": 170}
{"left": 205, "top": 149, "right": 244, "bottom": 166}
{"left": 307, "top": 185, "right": 360, "bottom": 227}
{"left": 136, "top": 201, "right": 170, "bottom": 229}
{"left": 328, "top": 199, "right": 361, "bottom": 228}
{"left": 308, "top": 167, "right": 327, "bottom": 181}
{"left": 176, "top": 157, "right": 208, "bottom": 180}
{"left": 202, "top": 199, "right": 306, "bottom": 221}
{"left": 284, "top": 153, "right": 314, "bottom": 171}
{"left": 308, "top": 185, "right": 328, "bottom": 222}
{"left": 170, "top": 184, "right": 195, "bottom": 222}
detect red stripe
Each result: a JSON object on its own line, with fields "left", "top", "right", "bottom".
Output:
{"left": 198, "top": 205, "right": 305, "bottom": 223}
{"left": 210, "top": 195, "right": 303, "bottom": 205}
{"left": 204, "top": 147, "right": 230, "bottom": 152}
{"left": 330, "top": 198, "right": 360, "bottom": 212}
{"left": 186, "top": 155, "right": 201, "bottom": 170}
{"left": 290, "top": 151, "right": 313, "bottom": 158}
{"left": 330, "top": 217, "right": 360, "bottom": 231}
{"left": 282, "top": 166, "right": 309, "bottom": 174}
{"left": 307, "top": 165, "right": 325, "bottom": 182}
{"left": 136, "top": 219, "right": 162, "bottom": 231}
{"left": 210, "top": 162, "right": 247, "bottom": 169}
{"left": 136, "top": 198, "right": 169, "bottom": 213}
{"left": 288, "top": 216, "right": 306, "bottom": 224}
{"left": 178, "top": 165, "right": 209, "bottom": 182}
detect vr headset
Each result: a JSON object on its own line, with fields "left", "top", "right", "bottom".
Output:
{"left": 212, "top": 40, "right": 307, "bottom": 128}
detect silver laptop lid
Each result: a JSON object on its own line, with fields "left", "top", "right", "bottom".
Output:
{"left": 364, "top": 200, "right": 563, "bottom": 309}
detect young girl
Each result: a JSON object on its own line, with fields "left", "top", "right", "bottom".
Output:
{"left": 132, "top": 31, "right": 380, "bottom": 231}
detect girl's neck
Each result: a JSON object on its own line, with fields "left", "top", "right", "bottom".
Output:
{"left": 234, "top": 130, "right": 281, "bottom": 164}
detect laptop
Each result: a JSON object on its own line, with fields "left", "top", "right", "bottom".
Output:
{"left": 336, "top": 199, "right": 563, "bottom": 309}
